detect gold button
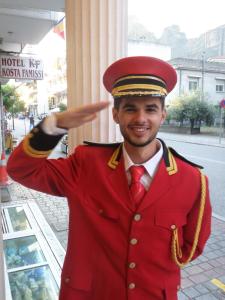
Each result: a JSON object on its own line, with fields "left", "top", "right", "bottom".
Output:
{"left": 171, "top": 224, "right": 176, "bottom": 230}
{"left": 134, "top": 214, "right": 141, "bottom": 221}
{"left": 64, "top": 277, "right": 70, "bottom": 283}
{"left": 130, "top": 238, "right": 138, "bottom": 245}
{"left": 129, "top": 262, "right": 136, "bottom": 269}
{"left": 128, "top": 283, "right": 136, "bottom": 289}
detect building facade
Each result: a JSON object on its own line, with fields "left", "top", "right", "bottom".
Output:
{"left": 167, "top": 57, "right": 225, "bottom": 105}
{"left": 187, "top": 25, "right": 225, "bottom": 59}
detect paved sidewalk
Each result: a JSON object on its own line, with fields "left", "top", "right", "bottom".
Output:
{"left": 3, "top": 130, "right": 225, "bottom": 299}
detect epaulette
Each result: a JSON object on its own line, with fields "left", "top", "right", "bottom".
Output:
{"left": 83, "top": 141, "right": 121, "bottom": 147}
{"left": 168, "top": 147, "right": 203, "bottom": 169}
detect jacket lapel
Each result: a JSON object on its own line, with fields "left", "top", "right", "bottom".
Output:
{"left": 138, "top": 159, "right": 173, "bottom": 211}
{"left": 107, "top": 144, "right": 136, "bottom": 212}
{"left": 139, "top": 142, "right": 180, "bottom": 211}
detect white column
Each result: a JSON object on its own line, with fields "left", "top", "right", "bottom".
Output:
{"left": 65, "top": 0, "right": 127, "bottom": 150}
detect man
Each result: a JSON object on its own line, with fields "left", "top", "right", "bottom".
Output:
{"left": 7, "top": 56, "right": 211, "bottom": 300}
{"left": 29, "top": 114, "right": 35, "bottom": 129}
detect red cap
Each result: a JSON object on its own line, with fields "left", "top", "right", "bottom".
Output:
{"left": 103, "top": 56, "right": 177, "bottom": 98}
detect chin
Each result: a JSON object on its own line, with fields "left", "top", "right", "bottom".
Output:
{"left": 128, "top": 138, "right": 155, "bottom": 148}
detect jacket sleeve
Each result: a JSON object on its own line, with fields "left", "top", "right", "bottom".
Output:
{"left": 7, "top": 123, "right": 83, "bottom": 197}
{"left": 181, "top": 173, "right": 212, "bottom": 262}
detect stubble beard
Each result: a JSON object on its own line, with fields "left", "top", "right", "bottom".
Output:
{"left": 120, "top": 127, "right": 157, "bottom": 148}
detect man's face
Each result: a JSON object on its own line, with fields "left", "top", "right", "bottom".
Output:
{"left": 112, "top": 97, "right": 166, "bottom": 148}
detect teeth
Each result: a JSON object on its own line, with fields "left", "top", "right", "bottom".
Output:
{"left": 133, "top": 128, "right": 145, "bottom": 131}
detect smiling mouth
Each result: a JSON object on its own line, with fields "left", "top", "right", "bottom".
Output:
{"left": 129, "top": 126, "right": 149, "bottom": 133}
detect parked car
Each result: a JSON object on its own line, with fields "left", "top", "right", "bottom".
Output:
{"left": 60, "top": 135, "right": 68, "bottom": 155}
{"left": 18, "top": 113, "right": 25, "bottom": 119}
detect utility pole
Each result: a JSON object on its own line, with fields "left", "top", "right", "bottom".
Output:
{"left": 201, "top": 51, "right": 205, "bottom": 101}
{"left": 219, "top": 99, "right": 225, "bottom": 143}
{"left": 10, "top": 96, "right": 15, "bottom": 130}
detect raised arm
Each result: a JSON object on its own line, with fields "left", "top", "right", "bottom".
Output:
{"left": 7, "top": 101, "right": 110, "bottom": 196}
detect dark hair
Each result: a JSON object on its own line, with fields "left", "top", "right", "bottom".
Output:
{"left": 113, "top": 96, "right": 165, "bottom": 110}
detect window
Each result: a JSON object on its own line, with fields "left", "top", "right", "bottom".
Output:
{"left": 216, "top": 84, "right": 224, "bottom": 92}
{"left": 216, "top": 79, "right": 225, "bottom": 93}
{"left": 189, "top": 80, "right": 198, "bottom": 91}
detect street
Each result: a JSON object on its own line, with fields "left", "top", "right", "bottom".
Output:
{"left": 8, "top": 116, "right": 30, "bottom": 142}
{"left": 159, "top": 137, "right": 225, "bottom": 219}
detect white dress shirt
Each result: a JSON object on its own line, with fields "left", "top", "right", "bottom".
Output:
{"left": 123, "top": 141, "right": 163, "bottom": 191}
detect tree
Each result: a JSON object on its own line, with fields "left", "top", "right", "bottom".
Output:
{"left": 168, "top": 92, "right": 215, "bottom": 132}
{"left": 1, "top": 84, "right": 26, "bottom": 114}
{"left": 58, "top": 102, "right": 67, "bottom": 112}
{"left": 167, "top": 96, "right": 186, "bottom": 126}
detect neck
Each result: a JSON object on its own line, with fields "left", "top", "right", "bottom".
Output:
{"left": 124, "top": 139, "right": 159, "bottom": 164}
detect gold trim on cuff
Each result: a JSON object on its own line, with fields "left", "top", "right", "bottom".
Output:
{"left": 22, "top": 133, "right": 52, "bottom": 158}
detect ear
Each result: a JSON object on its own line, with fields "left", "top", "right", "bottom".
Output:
{"left": 161, "top": 109, "right": 167, "bottom": 125}
{"left": 112, "top": 107, "right": 119, "bottom": 124}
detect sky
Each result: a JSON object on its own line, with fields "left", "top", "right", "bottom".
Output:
{"left": 128, "top": 0, "right": 225, "bottom": 39}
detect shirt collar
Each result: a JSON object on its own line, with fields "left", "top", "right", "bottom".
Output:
{"left": 123, "top": 140, "right": 163, "bottom": 178}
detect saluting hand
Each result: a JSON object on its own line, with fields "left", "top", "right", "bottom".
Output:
{"left": 55, "top": 101, "right": 110, "bottom": 130}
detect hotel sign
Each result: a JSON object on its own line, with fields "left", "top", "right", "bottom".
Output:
{"left": 0, "top": 55, "right": 43, "bottom": 80}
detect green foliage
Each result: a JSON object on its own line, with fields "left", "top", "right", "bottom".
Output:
{"left": 1, "top": 84, "right": 26, "bottom": 113}
{"left": 58, "top": 102, "right": 67, "bottom": 112}
{"left": 168, "top": 92, "right": 216, "bottom": 130}
{"left": 13, "top": 100, "right": 26, "bottom": 113}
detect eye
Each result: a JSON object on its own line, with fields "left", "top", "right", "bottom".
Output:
{"left": 146, "top": 105, "right": 159, "bottom": 112}
{"left": 124, "top": 107, "right": 136, "bottom": 112}
{"left": 146, "top": 107, "right": 157, "bottom": 112}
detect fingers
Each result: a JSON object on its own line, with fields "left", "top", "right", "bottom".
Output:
{"left": 81, "top": 113, "right": 97, "bottom": 123}
{"left": 56, "top": 101, "right": 111, "bottom": 129}
{"left": 75, "top": 101, "right": 110, "bottom": 114}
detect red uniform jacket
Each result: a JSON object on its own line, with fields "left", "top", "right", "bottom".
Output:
{"left": 7, "top": 126, "right": 211, "bottom": 300}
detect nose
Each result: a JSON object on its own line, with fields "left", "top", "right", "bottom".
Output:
{"left": 133, "top": 109, "right": 146, "bottom": 122}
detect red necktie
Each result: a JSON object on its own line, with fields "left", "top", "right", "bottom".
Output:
{"left": 129, "top": 165, "right": 146, "bottom": 207}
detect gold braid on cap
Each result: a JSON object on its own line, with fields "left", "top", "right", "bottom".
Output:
{"left": 171, "top": 169, "right": 207, "bottom": 268}
{"left": 111, "top": 75, "right": 168, "bottom": 98}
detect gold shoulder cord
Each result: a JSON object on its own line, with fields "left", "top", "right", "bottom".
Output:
{"left": 171, "top": 169, "right": 207, "bottom": 268}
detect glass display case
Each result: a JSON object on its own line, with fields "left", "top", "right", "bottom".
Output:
{"left": 2, "top": 203, "right": 65, "bottom": 300}
{"left": 8, "top": 266, "right": 59, "bottom": 300}
{"left": 2, "top": 205, "right": 31, "bottom": 233}
{"left": 4, "top": 236, "right": 46, "bottom": 269}
{"left": 7, "top": 206, "right": 31, "bottom": 231}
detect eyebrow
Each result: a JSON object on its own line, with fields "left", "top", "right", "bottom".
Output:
{"left": 122, "top": 103, "right": 160, "bottom": 109}
{"left": 145, "top": 104, "right": 159, "bottom": 109}
{"left": 122, "top": 103, "right": 136, "bottom": 108}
